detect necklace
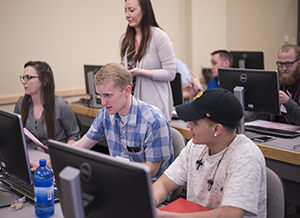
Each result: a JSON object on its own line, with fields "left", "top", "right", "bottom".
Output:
{"left": 195, "top": 134, "right": 237, "bottom": 191}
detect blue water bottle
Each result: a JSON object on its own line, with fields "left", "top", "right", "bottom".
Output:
{"left": 34, "top": 159, "right": 55, "bottom": 217}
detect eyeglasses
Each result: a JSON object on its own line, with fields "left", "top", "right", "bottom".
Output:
{"left": 276, "top": 58, "right": 299, "bottom": 68}
{"left": 19, "top": 75, "right": 39, "bottom": 82}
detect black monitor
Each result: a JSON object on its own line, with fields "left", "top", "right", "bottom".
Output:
{"left": 48, "top": 139, "right": 156, "bottom": 218}
{"left": 230, "top": 51, "right": 264, "bottom": 69}
{"left": 0, "top": 109, "right": 33, "bottom": 207}
{"left": 170, "top": 72, "right": 184, "bottom": 106}
{"left": 218, "top": 68, "right": 280, "bottom": 133}
{"left": 83, "top": 65, "right": 103, "bottom": 108}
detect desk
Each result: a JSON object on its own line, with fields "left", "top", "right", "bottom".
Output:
{"left": 71, "top": 103, "right": 300, "bottom": 205}
{"left": 0, "top": 147, "right": 64, "bottom": 218}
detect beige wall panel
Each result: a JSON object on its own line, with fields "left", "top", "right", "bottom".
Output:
{"left": 226, "top": 0, "right": 298, "bottom": 70}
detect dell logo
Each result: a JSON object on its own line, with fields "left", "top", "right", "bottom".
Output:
{"left": 80, "top": 162, "right": 92, "bottom": 182}
{"left": 240, "top": 73, "right": 247, "bottom": 83}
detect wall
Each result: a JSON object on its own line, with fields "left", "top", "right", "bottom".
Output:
{"left": 226, "top": 0, "right": 298, "bottom": 70}
{"left": 0, "top": 0, "right": 298, "bottom": 112}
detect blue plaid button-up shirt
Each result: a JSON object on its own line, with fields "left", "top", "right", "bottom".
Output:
{"left": 86, "top": 97, "right": 174, "bottom": 181}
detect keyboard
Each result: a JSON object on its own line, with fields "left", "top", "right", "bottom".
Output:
{"left": 0, "top": 174, "right": 59, "bottom": 202}
{"left": 245, "top": 125, "right": 300, "bottom": 138}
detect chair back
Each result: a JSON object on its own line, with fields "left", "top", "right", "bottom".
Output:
{"left": 170, "top": 127, "right": 186, "bottom": 158}
{"left": 169, "top": 127, "right": 186, "bottom": 201}
{"left": 266, "top": 167, "right": 286, "bottom": 218}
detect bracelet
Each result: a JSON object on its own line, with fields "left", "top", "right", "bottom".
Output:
{"left": 197, "top": 87, "right": 205, "bottom": 92}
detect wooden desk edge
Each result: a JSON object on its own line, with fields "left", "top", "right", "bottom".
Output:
{"left": 170, "top": 125, "right": 192, "bottom": 140}
{"left": 171, "top": 124, "right": 300, "bottom": 166}
{"left": 71, "top": 103, "right": 100, "bottom": 117}
{"left": 256, "top": 143, "right": 300, "bottom": 166}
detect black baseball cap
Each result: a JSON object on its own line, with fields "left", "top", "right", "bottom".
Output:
{"left": 175, "top": 88, "right": 243, "bottom": 127}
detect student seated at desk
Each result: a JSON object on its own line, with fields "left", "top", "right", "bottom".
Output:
{"left": 274, "top": 44, "right": 300, "bottom": 126}
{"left": 152, "top": 88, "right": 267, "bottom": 218}
{"left": 14, "top": 61, "right": 81, "bottom": 169}
{"left": 73, "top": 63, "right": 174, "bottom": 182}
{"left": 183, "top": 50, "right": 233, "bottom": 97}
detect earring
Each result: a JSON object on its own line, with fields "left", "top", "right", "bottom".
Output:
{"left": 214, "top": 133, "right": 217, "bottom": 137}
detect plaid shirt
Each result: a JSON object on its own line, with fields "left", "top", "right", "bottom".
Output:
{"left": 86, "top": 97, "right": 174, "bottom": 181}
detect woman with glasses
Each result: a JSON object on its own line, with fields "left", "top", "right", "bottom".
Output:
{"left": 14, "top": 61, "right": 81, "bottom": 153}
{"left": 120, "top": 0, "right": 176, "bottom": 122}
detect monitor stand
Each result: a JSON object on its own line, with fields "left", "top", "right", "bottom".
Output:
{"left": 59, "top": 166, "right": 96, "bottom": 218}
{"left": 233, "top": 86, "right": 245, "bottom": 134}
{"left": 238, "top": 59, "right": 246, "bottom": 68}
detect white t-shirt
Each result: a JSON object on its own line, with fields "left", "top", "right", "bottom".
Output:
{"left": 164, "top": 134, "right": 266, "bottom": 217}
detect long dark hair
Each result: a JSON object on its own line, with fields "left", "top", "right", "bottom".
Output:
{"left": 20, "top": 61, "right": 55, "bottom": 138}
{"left": 120, "top": 0, "right": 161, "bottom": 62}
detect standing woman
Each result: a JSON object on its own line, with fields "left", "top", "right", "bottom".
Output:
{"left": 120, "top": 0, "right": 176, "bottom": 121}
{"left": 14, "top": 61, "right": 81, "bottom": 149}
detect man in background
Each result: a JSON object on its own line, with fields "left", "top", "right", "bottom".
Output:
{"left": 175, "top": 58, "right": 193, "bottom": 101}
{"left": 184, "top": 50, "right": 233, "bottom": 97}
{"left": 275, "top": 44, "right": 300, "bottom": 126}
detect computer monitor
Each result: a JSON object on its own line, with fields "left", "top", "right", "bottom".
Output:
{"left": 84, "top": 65, "right": 103, "bottom": 108}
{"left": 230, "top": 51, "right": 264, "bottom": 69}
{"left": 48, "top": 139, "right": 156, "bottom": 218}
{"left": 170, "top": 72, "right": 184, "bottom": 106}
{"left": 0, "top": 109, "right": 33, "bottom": 207}
{"left": 218, "top": 68, "right": 280, "bottom": 133}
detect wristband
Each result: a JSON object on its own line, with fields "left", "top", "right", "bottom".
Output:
{"left": 197, "top": 87, "right": 205, "bottom": 92}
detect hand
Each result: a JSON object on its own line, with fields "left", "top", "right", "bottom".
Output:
{"left": 129, "top": 68, "right": 154, "bottom": 79}
{"left": 189, "top": 71, "right": 202, "bottom": 91}
{"left": 279, "top": 90, "right": 290, "bottom": 104}
{"left": 30, "top": 160, "right": 39, "bottom": 172}
{"left": 183, "top": 84, "right": 197, "bottom": 97}
{"left": 129, "top": 68, "right": 140, "bottom": 78}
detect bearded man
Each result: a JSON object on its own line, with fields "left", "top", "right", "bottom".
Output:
{"left": 275, "top": 44, "right": 300, "bottom": 126}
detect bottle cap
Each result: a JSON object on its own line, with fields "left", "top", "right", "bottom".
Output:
{"left": 39, "top": 159, "right": 47, "bottom": 166}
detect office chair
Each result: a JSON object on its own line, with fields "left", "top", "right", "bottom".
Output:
{"left": 266, "top": 167, "right": 286, "bottom": 218}
{"left": 169, "top": 127, "right": 186, "bottom": 201}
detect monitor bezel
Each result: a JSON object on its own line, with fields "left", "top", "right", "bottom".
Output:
{"left": 230, "top": 51, "right": 264, "bottom": 69}
{"left": 48, "top": 139, "right": 157, "bottom": 218}
{"left": 218, "top": 67, "right": 281, "bottom": 116}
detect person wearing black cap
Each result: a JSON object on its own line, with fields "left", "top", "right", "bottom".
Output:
{"left": 152, "top": 88, "right": 267, "bottom": 218}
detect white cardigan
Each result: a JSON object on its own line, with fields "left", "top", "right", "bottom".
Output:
{"left": 121, "top": 27, "right": 176, "bottom": 121}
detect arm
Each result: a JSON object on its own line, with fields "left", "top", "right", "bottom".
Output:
{"left": 152, "top": 175, "right": 245, "bottom": 218}
{"left": 143, "top": 118, "right": 173, "bottom": 180}
{"left": 279, "top": 90, "right": 300, "bottom": 125}
{"left": 140, "top": 160, "right": 162, "bottom": 178}
{"left": 152, "top": 174, "right": 179, "bottom": 206}
{"left": 30, "top": 135, "right": 98, "bottom": 172}
{"left": 138, "top": 28, "right": 175, "bottom": 82}
{"left": 72, "top": 135, "right": 98, "bottom": 150}
{"left": 130, "top": 68, "right": 154, "bottom": 79}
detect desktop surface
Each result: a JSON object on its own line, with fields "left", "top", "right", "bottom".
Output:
{"left": 72, "top": 97, "right": 103, "bottom": 109}
{"left": 0, "top": 146, "right": 64, "bottom": 218}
